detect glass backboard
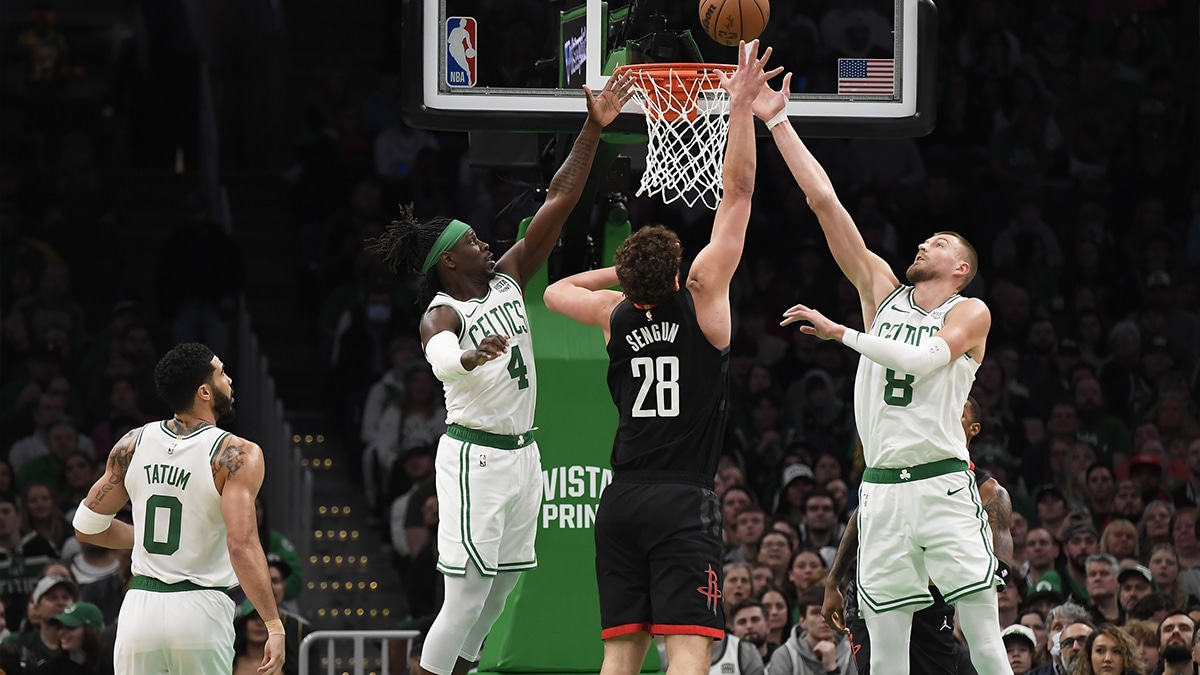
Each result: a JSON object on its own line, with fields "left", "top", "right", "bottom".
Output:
{"left": 402, "top": 0, "right": 937, "bottom": 137}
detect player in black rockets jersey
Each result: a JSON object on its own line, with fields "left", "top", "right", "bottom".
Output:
{"left": 544, "top": 41, "right": 781, "bottom": 675}
{"left": 823, "top": 397, "right": 1015, "bottom": 675}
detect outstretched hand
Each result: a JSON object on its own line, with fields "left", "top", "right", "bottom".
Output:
{"left": 752, "top": 72, "right": 793, "bottom": 122}
{"left": 467, "top": 334, "right": 509, "bottom": 367}
{"left": 717, "top": 40, "right": 785, "bottom": 104}
{"left": 781, "top": 303, "right": 846, "bottom": 341}
{"left": 584, "top": 71, "right": 636, "bottom": 127}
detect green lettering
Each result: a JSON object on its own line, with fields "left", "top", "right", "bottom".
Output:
{"left": 510, "top": 301, "right": 527, "bottom": 329}
{"left": 143, "top": 494, "right": 183, "bottom": 555}
{"left": 501, "top": 302, "right": 524, "bottom": 335}
{"left": 481, "top": 312, "right": 500, "bottom": 336}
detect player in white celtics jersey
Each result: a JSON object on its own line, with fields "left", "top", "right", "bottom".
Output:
{"left": 753, "top": 81, "right": 1012, "bottom": 675}
{"left": 71, "top": 343, "right": 284, "bottom": 675}
{"left": 366, "top": 72, "right": 634, "bottom": 675}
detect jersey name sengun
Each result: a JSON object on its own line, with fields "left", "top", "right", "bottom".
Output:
{"left": 624, "top": 321, "right": 680, "bottom": 352}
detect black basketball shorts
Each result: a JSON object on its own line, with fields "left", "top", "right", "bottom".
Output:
{"left": 848, "top": 585, "right": 961, "bottom": 675}
{"left": 594, "top": 480, "right": 725, "bottom": 639}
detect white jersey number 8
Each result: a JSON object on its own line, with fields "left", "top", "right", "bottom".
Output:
{"left": 631, "top": 356, "right": 680, "bottom": 418}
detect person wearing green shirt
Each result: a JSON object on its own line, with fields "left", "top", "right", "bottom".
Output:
{"left": 256, "top": 497, "right": 303, "bottom": 601}
{"left": 1034, "top": 518, "right": 1098, "bottom": 605}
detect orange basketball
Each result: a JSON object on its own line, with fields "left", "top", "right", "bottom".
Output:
{"left": 698, "top": 0, "right": 770, "bottom": 47}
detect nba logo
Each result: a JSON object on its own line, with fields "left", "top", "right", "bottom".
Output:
{"left": 446, "top": 17, "right": 477, "bottom": 88}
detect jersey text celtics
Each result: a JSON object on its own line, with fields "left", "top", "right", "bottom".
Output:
{"left": 427, "top": 272, "right": 537, "bottom": 435}
{"left": 853, "top": 286, "right": 980, "bottom": 469}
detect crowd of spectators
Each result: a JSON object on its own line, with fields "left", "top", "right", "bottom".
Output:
{"left": 296, "top": 0, "right": 1200, "bottom": 669}
{"left": 0, "top": 2, "right": 302, "bottom": 671}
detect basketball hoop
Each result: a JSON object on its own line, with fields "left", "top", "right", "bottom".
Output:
{"left": 614, "top": 63, "right": 736, "bottom": 210}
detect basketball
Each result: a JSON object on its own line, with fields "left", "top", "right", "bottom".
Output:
{"left": 698, "top": 0, "right": 770, "bottom": 47}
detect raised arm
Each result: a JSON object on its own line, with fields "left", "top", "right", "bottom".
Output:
{"left": 543, "top": 266, "right": 624, "bottom": 341}
{"left": 687, "top": 41, "right": 782, "bottom": 348}
{"left": 752, "top": 79, "right": 899, "bottom": 317}
{"left": 72, "top": 428, "right": 139, "bottom": 549}
{"left": 218, "top": 437, "right": 286, "bottom": 675}
{"left": 781, "top": 296, "right": 991, "bottom": 374}
{"left": 497, "top": 73, "right": 634, "bottom": 288}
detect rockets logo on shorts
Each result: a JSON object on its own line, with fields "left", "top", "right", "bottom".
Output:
{"left": 446, "top": 17, "right": 478, "bottom": 88}
{"left": 697, "top": 565, "right": 722, "bottom": 613}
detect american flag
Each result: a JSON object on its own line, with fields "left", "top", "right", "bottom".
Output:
{"left": 837, "top": 58, "right": 895, "bottom": 95}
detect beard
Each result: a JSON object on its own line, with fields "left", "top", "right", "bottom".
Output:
{"left": 739, "top": 629, "right": 765, "bottom": 647}
{"left": 905, "top": 261, "right": 936, "bottom": 284}
{"left": 1162, "top": 644, "right": 1192, "bottom": 663}
{"left": 212, "top": 387, "right": 236, "bottom": 422}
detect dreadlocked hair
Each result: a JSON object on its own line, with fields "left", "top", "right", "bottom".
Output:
{"left": 365, "top": 204, "right": 454, "bottom": 306}
{"left": 614, "top": 225, "right": 682, "bottom": 307}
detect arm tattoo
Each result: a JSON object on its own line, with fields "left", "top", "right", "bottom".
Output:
{"left": 985, "top": 484, "right": 1015, "bottom": 564}
{"left": 216, "top": 441, "right": 247, "bottom": 477}
{"left": 828, "top": 508, "right": 859, "bottom": 588}
{"left": 88, "top": 429, "right": 139, "bottom": 508}
{"left": 546, "top": 127, "right": 600, "bottom": 198}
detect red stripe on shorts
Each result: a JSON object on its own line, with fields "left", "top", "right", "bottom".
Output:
{"left": 601, "top": 623, "right": 652, "bottom": 640}
{"left": 651, "top": 624, "right": 724, "bottom": 639}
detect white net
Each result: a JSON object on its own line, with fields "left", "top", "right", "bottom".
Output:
{"left": 619, "top": 64, "right": 734, "bottom": 210}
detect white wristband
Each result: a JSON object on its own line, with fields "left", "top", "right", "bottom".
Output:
{"left": 765, "top": 110, "right": 789, "bottom": 130}
{"left": 73, "top": 501, "right": 116, "bottom": 535}
{"left": 424, "top": 331, "right": 470, "bottom": 382}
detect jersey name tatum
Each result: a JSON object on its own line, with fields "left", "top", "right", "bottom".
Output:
{"left": 144, "top": 463, "right": 192, "bottom": 490}
{"left": 623, "top": 321, "right": 680, "bottom": 352}
{"left": 465, "top": 299, "right": 528, "bottom": 347}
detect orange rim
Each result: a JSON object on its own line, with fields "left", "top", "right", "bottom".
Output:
{"left": 614, "top": 63, "right": 735, "bottom": 123}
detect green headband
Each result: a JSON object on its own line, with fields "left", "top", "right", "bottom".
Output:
{"left": 421, "top": 219, "right": 471, "bottom": 274}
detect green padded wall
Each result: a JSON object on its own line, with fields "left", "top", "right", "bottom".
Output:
{"left": 477, "top": 218, "right": 661, "bottom": 674}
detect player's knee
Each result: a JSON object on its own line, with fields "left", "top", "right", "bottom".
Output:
{"left": 663, "top": 634, "right": 714, "bottom": 675}
{"left": 601, "top": 633, "right": 653, "bottom": 675}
